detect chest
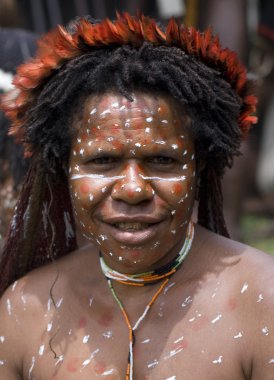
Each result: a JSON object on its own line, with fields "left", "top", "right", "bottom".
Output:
{"left": 22, "top": 294, "right": 249, "bottom": 380}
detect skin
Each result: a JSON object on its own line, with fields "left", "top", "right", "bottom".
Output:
{"left": 0, "top": 92, "right": 274, "bottom": 380}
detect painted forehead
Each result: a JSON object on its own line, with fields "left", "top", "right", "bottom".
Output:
{"left": 76, "top": 92, "right": 191, "bottom": 134}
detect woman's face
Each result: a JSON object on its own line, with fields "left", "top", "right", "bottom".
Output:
{"left": 69, "top": 92, "right": 196, "bottom": 273}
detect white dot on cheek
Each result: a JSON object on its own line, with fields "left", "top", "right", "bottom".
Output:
{"left": 77, "top": 138, "right": 81, "bottom": 144}
{"left": 90, "top": 107, "right": 97, "bottom": 115}
{"left": 146, "top": 117, "right": 153, "bottom": 123}
{"left": 89, "top": 194, "right": 94, "bottom": 201}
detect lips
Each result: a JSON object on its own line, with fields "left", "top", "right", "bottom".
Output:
{"left": 101, "top": 216, "right": 167, "bottom": 245}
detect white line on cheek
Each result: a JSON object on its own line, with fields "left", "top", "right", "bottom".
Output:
{"left": 71, "top": 174, "right": 126, "bottom": 180}
{"left": 139, "top": 175, "right": 186, "bottom": 182}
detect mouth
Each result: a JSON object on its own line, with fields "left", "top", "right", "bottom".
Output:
{"left": 102, "top": 217, "right": 167, "bottom": 245}
{"left": 112, "top": 222, "right": 152, "bottom": 231}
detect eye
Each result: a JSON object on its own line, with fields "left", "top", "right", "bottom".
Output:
{"left": 90, "top": 157, "right": 118, "bottom": 165}
{"left": 147, "top": 156, "right": 175, "bottom": 165}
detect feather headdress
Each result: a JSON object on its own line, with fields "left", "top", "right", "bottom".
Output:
{"left": 1, "top": 13, "right": 257, "bottom": 156}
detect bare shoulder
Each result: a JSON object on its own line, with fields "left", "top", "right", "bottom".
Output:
{"left": 0, "top": 248, "right": 96, "bottom": 352}
{"left": 199, "top": 226, "right": 274, "bottom": 379}
{"left": 0, "top": 244, "right": 98, "bottom": 378}
{"left": 0, "top": 243, "right": 98, "bottom": 312}
{"left": 197, "top": 224, "right": 274, "bottom": 281}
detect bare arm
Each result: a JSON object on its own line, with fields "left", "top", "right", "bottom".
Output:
{"left": 0, "top": 286, "right": 25, "bottom": 380}
{"left": 249, "top": 261, "right": 274, "bottom": 379}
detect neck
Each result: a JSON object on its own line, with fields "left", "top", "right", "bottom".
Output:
{"left": 100, "top": 221, "right": 194, "bottom": 286}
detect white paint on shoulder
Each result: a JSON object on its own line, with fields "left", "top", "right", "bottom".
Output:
{"left": 240, "top": 282, "right": 249, "bottom": 294}
{"left": 212, "top": 355, "right": 223, "bottom": 364}
{"left": 211, "top": 313, "right": 222, "bottom": 324}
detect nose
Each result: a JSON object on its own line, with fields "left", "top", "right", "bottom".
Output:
{"left": 111, "top": 161, "right": 154, "bottom": 204}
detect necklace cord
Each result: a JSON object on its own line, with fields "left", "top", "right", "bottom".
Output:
{"left": 100, "top": 221, "right": 195, "bottom": 380}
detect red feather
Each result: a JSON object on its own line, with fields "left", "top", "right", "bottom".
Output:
{"left": 0, "top": 12, "right": 257, "bottom": 155}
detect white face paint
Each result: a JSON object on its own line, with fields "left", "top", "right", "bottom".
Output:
{"left": 55, "top": 355, "right": 64, "bottom": 366}
{"left": 164, "top": 346, "right": 184, "bottom": 360}
{"left": 147, "top": 359, "right": 159, "bottom": 369}
{"left": 181, "top": 295, "right": 193, "bottom": 308}
{"left": 141, "top": 338, "right": 150, "bottom": 344}
{"left": 69, "top": 92, "right": 196, "bottom": 273}
{"left": 174, "top": 336, "right": 184, "bottom": 344}
{"left": 102, "top": 368, "right": 115, "bottom": 376}
{"left": 212, "top": 355, "right": 223, "bottom": 364}
{"left": 240, "top": 282, "right": 249, "bottom": 294}
{"left": 164, "top": 282, "right": 176, "bottom": 295}
{"left": 11, "top": 281, "right": 18, "bottom": 292}
{"left": 211, "top": 313, "right": 222, "bottom": 324}
{"left": 28, "top": 356, "right": 35, "bottom": 379}
{"left": 81, "top": 348, "right": 99, "bottom": 370}
{"left": 234, "top": 332, "right": 243, "bottom": 339}
{"left": 102, "top": 331, "right": 113, "bottom": 339}
{"left": 56, "top": 297, "right": 64, "bottom": 309}
{"left": 257, "top": 293, "right": 264, "bottom": 302}
{"left": 6, "top": 299, "right": 12, "bottom": 316}
{"left": 47, "top": 322, "right": 53, "bottom": 332}
{"left": 83, "top": 335, "right": 90, "bottom": 344}
{"left": 262, "top": 326, "right": 269, "bottom": 336}
{"left": 38, "top": 344, "right": 45, "bottom": 356}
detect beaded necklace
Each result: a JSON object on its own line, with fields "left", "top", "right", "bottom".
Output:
{"left": 100, "top": 221, "right": 194, "bottom": 380}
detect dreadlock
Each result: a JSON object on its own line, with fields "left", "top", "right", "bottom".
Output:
{"left": 0, "top": 14, "right": 256, "bottom": 294}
